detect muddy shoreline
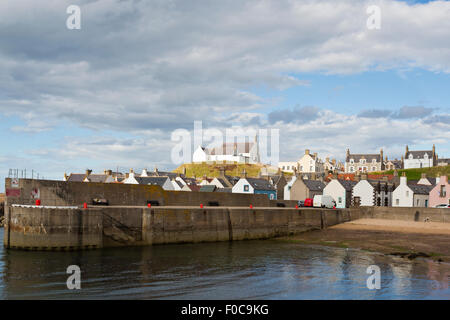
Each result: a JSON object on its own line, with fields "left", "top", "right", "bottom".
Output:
{"left": 276, "top": 219, "right": 450, "bottom": 263}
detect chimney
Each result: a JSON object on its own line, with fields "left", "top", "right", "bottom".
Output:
{"left": 382, "top": 176, "right": 388, "bottom": 182}
{"left": 241, "top": 169, "right": 247, "bottom": 178}
{"left": 311, "top": 172, "right": 317, "bottom": 180}
{"left": 313, "top": 152, "right": 317, "bottom": 159}
{"left": 405, "top": 145, "right": 409, "bottom": 157}
{"left": 380, "top": 148, "right": 384, "bottom": 170}
{"left": 219, "top": 167, "right": 225, "bottom": 177}
{"left": 400, "top": 172, "right": 407, "bottom": 185}
{"left": 154, "top": 166, "right": 159, "bottom": 175}
{"left": 141, "top": 168, "right": 148, "bottom": 177}
{"left": 346, "top": 148, "right": 350, "bottom": 158}
{"left": 183, "top": 167, "right": 187, "bottom": 176}
{"left": 436, "top": 175, "right": 441, "bottom": 185}
{"left": 85, "top": 169, "right": 92, "bottom": 176}
{"left": 355, "top": 174, "right": 361, "bottom": 182}
{"left": 106, "top": 170, "right": 112, "bottom": 176}
{"left": 361, "top": 174, "right": 367, "bottom": 180}
{"left": 421, "top": 173, "right": 427, "bottom": 179}
{"left": 305, "top": 149, "right": 310, "bottom": 155}
{"left": 326, "top": 157, "right": 330, "bottom": 162}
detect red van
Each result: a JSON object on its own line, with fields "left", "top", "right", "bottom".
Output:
{"left": 304, "top": 198, "right": 313, "bottom": 207}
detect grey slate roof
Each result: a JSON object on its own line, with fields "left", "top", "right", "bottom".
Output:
{"left": 406, "top": 150, "right": 433, "bottom": 159}
{"left": 85, "top": 174, "right": 109, "bottom": 183}
{"left": 303, "top": 180, "right": 325, "bottom": 191}
{"left": 339, "top": 180, "right": 358, "bottom": 191}
{"left": 245, "top": 178, "right": 275, "bottom": 191}
{"left": 199, "top": 185, "right": 217, "bottom": 192}
{"left": 67, "top": 174, "right": 86, "bottom": 182}
{"left": 215, "top": 187, "right": 232, "bottom": 193}
{"left": 136, "top": 176, "right": 169, "bottom": 187}
{"left": 346, "top": 154, "right": 381, "bottom": 163}
{"left": 409, "top": 184, "right": 433, "bottom": 195}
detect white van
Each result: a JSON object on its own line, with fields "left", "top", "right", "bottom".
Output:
{"left": 313, "top": 195, "right": 336, "bottom": 209}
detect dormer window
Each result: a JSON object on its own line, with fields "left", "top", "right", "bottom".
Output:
{"left": 360, "top": 159, "right": 366, "bottom": 164}
{"left": 350, "top": 159, "right": 354, "bottom": 164}
{"left": 372, "top": 159, "right": 376, "bottom": 163}
{"left": 424, "top": 154, "right": 428, "bottom": 159}
{"left": 409, "top": 154, "right": 413, "bottom": 159}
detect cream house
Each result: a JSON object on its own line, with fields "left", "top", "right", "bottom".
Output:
{"left": 298, "top": 149, "right": 324, "bottom": 173}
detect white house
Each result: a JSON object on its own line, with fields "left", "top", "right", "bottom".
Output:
{"left": 283, "top": 175, "right": 298, "bottom": 200}
{"left": 352, "top": 179, "right": 375, "bottom": 206}
{"left": 278, "top": 161, "right": 298, "bottom": 173}
{"left": 323, "top": 179, "right": 356, "bottom": 209}
{"left": 232, "top": 177, "right": 276, "bottom": 200}
{"left": 193, "top": 139, "right": 260, "bottom": 164}
{"left": 403, "top": 145, "right": 437, "bottom": 169}
{"left": 392, "top": 174, "right": 432, "bottom": 207}
{"left": 123, "top": 170, "right": 174, "bottom": 190}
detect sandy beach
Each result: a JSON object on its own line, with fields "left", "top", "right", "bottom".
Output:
{"left": 278, "top": 218, "right": 450, "bottom": 262}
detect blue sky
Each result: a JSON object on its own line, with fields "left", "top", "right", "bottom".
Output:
{"left": 1, "top": 0, "right": 449, "bottom": 191}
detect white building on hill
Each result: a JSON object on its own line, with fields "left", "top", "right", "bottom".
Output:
{"left": 193, "top": 139, "right": 260, "bottom": 164}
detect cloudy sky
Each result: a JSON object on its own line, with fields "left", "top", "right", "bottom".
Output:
{"left": 1, "top": 0, "right": 449, "bottom": 188}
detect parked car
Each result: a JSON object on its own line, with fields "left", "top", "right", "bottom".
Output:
{"left": 435, "top": 204, "right": 450, "bottom": 208}
{"left": 298, "top": 198, "right": 313, "bottom": 207}
{"left": 313, "top": 195, "right": 336, "bottom": 209}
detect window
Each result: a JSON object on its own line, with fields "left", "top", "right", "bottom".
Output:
{"left": 417, "top": 199, "right": 420, "bottom": 206}
{"left": 360, "top": 159, "right": 365, "bottom": 164}
{"left": 350, "top": 159, "right": 354, "bottom": 164}
{"left": 372, "top": 167, "right": 376, "bottom": 171}
{"left": 425, "top": 200, "right": 428, "bottom": 207}
{"left": 396, "top": 199, "right": 399, "bottom": 205}
{"left": 244, "top": 185, "right": 249, "bottom": 192}
{"left": 406, "top": 191, "right": 409, "bottom": 197}
{"left": 424, "top": 154, "right": 428, "bottom": 159}
{"left": 338, "top": 197, "right": 342, "bottom": 204}
{"left": 372, "top": 159, "right": 376, "bottom": 163}
{"left": 440, "top": 185, "right": 446, "bottom": 197}
{"left": 350, "top": 167, "right": 354, "bottom": 172}
{"left": 269, "top": 193, "right": 275, "bottom": 200}
{"left": 282, "top": 166, "right": 285, "bottom": 170}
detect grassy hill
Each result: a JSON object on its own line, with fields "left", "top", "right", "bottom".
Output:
{"left": 173, "top": 162, "right": 285, "bottom": 179}
{"left": 371, "top": 165, "right": 450, "bottom": 181}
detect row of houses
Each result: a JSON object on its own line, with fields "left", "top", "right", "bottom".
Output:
{"left": 285, "top": 172, "right": 449, "bottom": 208}
{"left": 278, "top": 145, "right": 449, "bottom": 175}
{"left": 64, "top": 167, "right": 284, "bottom": 199}
{"left": 64, "top": 166, "right": 449, "bottom": 207}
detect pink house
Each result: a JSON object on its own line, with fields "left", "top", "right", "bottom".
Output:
{"left": 429, "top": 176, "right": 449, "bottom": 207}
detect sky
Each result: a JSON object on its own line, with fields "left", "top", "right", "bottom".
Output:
{"left": 0, "top": 0, "right": 449, "bottom": 190}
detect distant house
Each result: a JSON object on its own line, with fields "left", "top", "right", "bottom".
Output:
{"left": 392, "top": 174, "right": 432, "bottom": 207}
{"left": 283, "top": 175, "right": 297, "bottom": 200}
{"left": 403, "top": 145, "right": 437, "bottom": 169}
{"left": 278, "top": 161, "right": 298, "bottom": 173}
{"left": 123, "top": 170, "right": 174, "bottom": 190}
{"left": 371, "top": 179, "right": 396, "bottom": 207}
{"left": 352, "top": 178, "right": 375, "bottom": 206}
{"left": 199, "top": 185, "right": 217, "bottom": 192}
{"left": 323, "top": 158, "right": 337, "bottom": 172}
{"left": 267, "top": 174, "right": 287, "bottom": 200}
{"left": 428, "top": 175, "right": 449, "bottom": 207}
{"left": 298, "top": 149, "right": 324, "bottom": 173}
{"left": 417, "top": 173, "right": 436, "bottom": 186}
{"left": 193, "top": 138, "right": 260, "bottom": 164}
{"left": 64, "top": 170, "right": 115, "bottom": 183}
{"left": 290, "top": 178, "right": 325, "bottom": 201}
{"left": 232, "top": 176, "right": 276, "bottom": 200}
{"left": 344, "top": 148, "right": 385, "bottom": 173}
{"left": 384, "top": 158, "right": 403, "bottom": 170}
{"left": 323, "top": 179, "right": 357, "bottom": 208}
{"left": 437, "top": 158, "right": 450, "bottom": 167}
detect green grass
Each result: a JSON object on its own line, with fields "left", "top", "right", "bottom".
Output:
{"left": 371, "top": 165, "right": 450, "bottom": 181}
{"left": 173, "top": 162, "right": 289, "bottom": 179}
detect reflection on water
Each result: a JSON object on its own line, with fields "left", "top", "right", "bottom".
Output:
{"left": 0, "top": 228, "right": 449, "bottom": 299}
